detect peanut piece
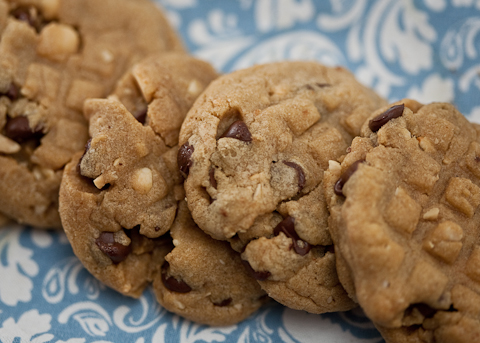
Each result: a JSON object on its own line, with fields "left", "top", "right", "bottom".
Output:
{"left": 131, "top": 168, "right": 153, "bottom": 194}
{"left": 445, "top": 177, "right": 480, "bottom": 217}
{"left": 37, "top": 23, "right": 80, "bottom": 62}
{"left": 423, "top": 221, "right": 464, "bottom": 264}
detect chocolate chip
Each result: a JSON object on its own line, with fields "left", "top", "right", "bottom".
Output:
{"left": 1, "top": 84, "right": 19, "bottom": 101}
{"left": 95, "top": 232, "right": 131, "bottom": 264}
{"left": 178, "top": 142, "right": 194, "bottom": 178}
{"left": 334, "top": 159, "right": 365, "bottom": 196}
{"left": 161, "top": 262, "right": 192, "bottom": 293}
{"left": 283, "top": 161, "right": 305, "bottom": 191}
{"left": 241, "top": 260, "right": 271, "bottom": 281}
{"left": 274, "top": 216, "right": 311, "bottom": 256}
{"left": 133, "top": 108, "right": 147, "bottom": 124}
{"left": 220, "top": 121, "right": 252, "bottom": 142}
{"left": 213, "top": 298, "right": 232, "bottom": 307}
{"left": 4, "top": 116, "right": 43, "bottom": 143}
{"left": 368, "top": 104, "right": 405, "bottom": 132}
{"left": 209, "top": 167, "right": 217, "bottom": 189}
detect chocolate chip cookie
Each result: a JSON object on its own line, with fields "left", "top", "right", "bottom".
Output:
{"left": 152, "top": 201, "right": 266, "bottom": 326}
{"left": 324, "top": 100, "right": 480, "bottom": 342}
{"left": 59, "top": 53, "right": 218, "bottom": 297}
{"left": 0, "top": 0, "right": 183, "bottom": 228}
{"left": 178, "top": 61, "right": 386, "bottom": 313}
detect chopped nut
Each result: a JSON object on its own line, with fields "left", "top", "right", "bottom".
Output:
{"left": 101, "top": 49, "right": 114, "bottom": 63}
{"left": 135, "top": 142, "right": 148, "bottom": 158}
{"left": 93, "top": 174, "right": 107, "bottom": 189}
{"left": 328, "top": 160, "right": 341, "bottom": 172}
{"left": 417, "top": 136, "right": 436, "bottom": 153}
{"left": 33, "top": 167, "right": 43, "bottom": 181}
{"left": 131, "top": 168, "right": 153, "bottom": 194}
{"left": 423, "top": 207, "right": 440, "bottom": 220}
{"left": 174, "top": 299, "right": 186, "bottom": 310}
{"left": 37, "top": 23, "right": 80, "bottom": 62}
{"left": 187, "top": 79, "right": 203, "bottom": 97}
{"left": 113, "top": 230, "right": 131, "bottom": 246}
{"left": 253, "top": 184, "right": 263, "bottom": 200}
{"left": 445, "top": 177, "right": 480, "bottom": 217}
{"left": 121, "top": 283, "right": 132, "bottom": 294}
{"left": 423, "top": 221, "right": 463, "bottom": 264}
{"left": 34, "top": 204, "right": 48, "bottom": 215}
{"left": 0, "top": 134, "right": 21, "bottom": 154}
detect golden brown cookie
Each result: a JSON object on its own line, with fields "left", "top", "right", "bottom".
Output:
{"left": 152, "top": 201, "right": 267, "bottom": 326}
{"left": 0, "top": 0, "right": 183, "bottom": 228}
{"left": 324, "top": 100, "right": 480, "bottom": 342}
{"left": 59, "top": 53, "right": 218, "bottom": 297}
{"left": 178, "top": 61, "right": 386, "bottom": 313}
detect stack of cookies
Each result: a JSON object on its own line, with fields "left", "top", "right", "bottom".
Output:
{"left": 1, "top": 0, "right": 479, "bottom": 341}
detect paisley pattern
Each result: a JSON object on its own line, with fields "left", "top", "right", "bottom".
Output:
{"left": 1, "top": 1, "right": 478, "bottom": 342}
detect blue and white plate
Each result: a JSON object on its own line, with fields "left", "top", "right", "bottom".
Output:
{"left": 1, "top": 1, "right": 479, "bottom": 342}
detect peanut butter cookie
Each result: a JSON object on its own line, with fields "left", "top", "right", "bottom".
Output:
{"left": 0, "top": 0, "right": 183, "bottom": 228}
{"left": 324, "top": 100, "right": 480, "bottom": 342}
{"left": 178, "top": 61, "right": 386, "bottom": 313}
{"left": 59, "top": 53, "right": 217, "bottom": 297}
{"left": 152, "top": 201, "right": 266, "bottom": 326}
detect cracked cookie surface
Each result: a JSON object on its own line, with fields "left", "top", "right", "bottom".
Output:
{"left": 0, "top": 0, "right": 183, "bottom": 228}
{"left": 178, "top": 61, "right": 386, "bottom": 313}
{"left": 324, "top": 100, "right": 480, "bottom": 342}
{"left": 59, "top": 53, "right": 217, "bottom": 298}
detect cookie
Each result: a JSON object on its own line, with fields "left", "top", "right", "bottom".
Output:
{"left": 178, "top": 61, "right": 386, "bottom": 313}
{"left": 0, "top": 0, "right": 183, "bottom": 228}
{"left": 324, "top": 100, "right": 480, "bottom": 342}
{"left": 59, "top": 53, "right": 218, "bottom": 297}
{"left": 152, "top": 201, "right": 267, "bottom": 326}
